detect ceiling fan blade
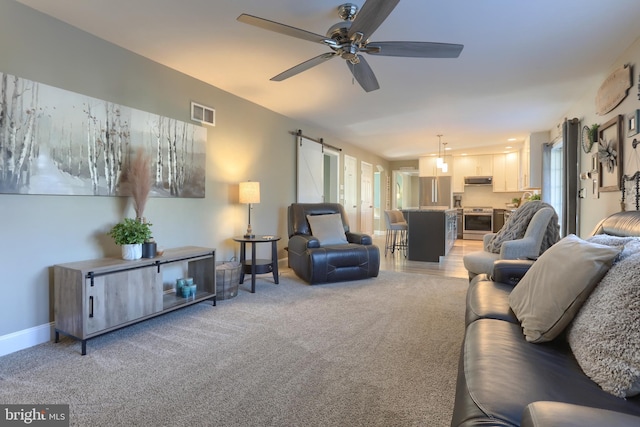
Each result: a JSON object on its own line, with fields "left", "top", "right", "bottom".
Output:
{"left": 271, "top": 52, "right": 337, "bottom": 81}
{"left": 347, "top": 55, "right": 380, "bottom": 92}
{"left": 366, "top": 41, "right": 464, "bottom": 58}
{"left": 237, "top": 14, "right": 334, "bottom": 45}
{"left": 348, "top": 0, "right": 400, "bottom": 40}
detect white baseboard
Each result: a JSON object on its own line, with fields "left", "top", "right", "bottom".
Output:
{"left": 0, "top": 322, "right": 54, "bottom": 357}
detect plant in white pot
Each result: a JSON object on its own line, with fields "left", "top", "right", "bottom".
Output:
{"left": 108, "top": 218, "right": 153, "bottom": 260}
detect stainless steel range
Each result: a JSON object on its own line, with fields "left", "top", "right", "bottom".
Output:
{"left": 463, "top": 207, "right": 494, "bottom": 240}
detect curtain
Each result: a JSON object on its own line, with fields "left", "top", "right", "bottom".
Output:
{"left": 563, "top": 118, "right": 580, "bottom": 235}
{"left": 542, "top": 118, "right": 580, "bottom": 236}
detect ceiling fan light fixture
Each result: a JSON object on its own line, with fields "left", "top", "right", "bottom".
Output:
{"left": 338, "top": 3, "right": 359, "bottom": 21}
{"left": 238, "top": 0, "right": 464, "bottom": 92}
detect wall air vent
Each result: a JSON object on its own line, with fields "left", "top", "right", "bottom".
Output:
{"left": 191, "top": 101, "right": 215, "bottom": 126}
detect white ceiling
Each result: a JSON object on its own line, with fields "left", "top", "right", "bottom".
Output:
{"left": 15, "top": 0, "right": 640, "bottom": 160}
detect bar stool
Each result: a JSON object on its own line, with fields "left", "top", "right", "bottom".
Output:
{"left": 384, "top": 210, "right": 408, "bottom": 257}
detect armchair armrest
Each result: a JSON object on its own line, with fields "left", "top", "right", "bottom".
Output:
{"left": 522, "top": 402, "right": 640, "bottom": 427}
{"left": 288, "top": 235, "right": 320, "bottom": 254}
{"left": 482, "top": 233, "right": 497, "bottom": 246}
{"left": 491, "top": 259, "right": 535, "bottom": 286}
{"left": 346, "top": 232, "right": 372, "bottom": 245}
{"left": 500, "top": 236, "right": 539, "bottom": 260}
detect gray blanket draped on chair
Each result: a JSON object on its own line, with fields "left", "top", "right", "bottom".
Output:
{"left": 486, "top": 201, "right": 560, "bottom": 254}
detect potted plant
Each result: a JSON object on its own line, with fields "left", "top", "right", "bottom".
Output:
{"left": 108, "top": 218, "right": 153, "bottom": 260}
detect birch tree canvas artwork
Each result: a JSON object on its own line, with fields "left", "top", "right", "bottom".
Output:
{"left": 0, "top": 72, "right": 206, "bottom": 197}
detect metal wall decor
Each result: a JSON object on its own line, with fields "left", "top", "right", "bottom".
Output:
{"left": 597, "top": 115, "right": 623, "bottom": 192}
{"left": 621, "top": 139, "right": 640, "bottom": 211}
{"left": 0, "top": 71, "right": 207, "bottom": 197}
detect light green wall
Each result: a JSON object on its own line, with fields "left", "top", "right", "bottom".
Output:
{"left": 0, "top": 1, "right": 389, "bottom": 341}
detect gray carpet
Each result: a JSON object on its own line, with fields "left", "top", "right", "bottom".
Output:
{"left": 0, "top": 269, "right": 468, "bottom": 427}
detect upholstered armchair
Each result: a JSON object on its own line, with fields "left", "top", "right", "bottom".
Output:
{"left": 287, "top": 203, "right": 380, "bottom": 284}
{"left": 463, "top": 206, "right": 557, "bottom": 280}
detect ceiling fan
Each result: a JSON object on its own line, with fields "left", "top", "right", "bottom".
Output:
{"left": 237, "top": 0, "right": 463, "bottom": 92}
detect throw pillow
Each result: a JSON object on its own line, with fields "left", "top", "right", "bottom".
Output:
{"left": 306, "top": 213, "right": 348, "bottom": 246}
{"left": 567, "top": 251, "right": 640, "bottom": 398}
{"left": 587, "top": 234, "right": 640, "bottom": 262}
{"left": 508, "top": 234, "right": 620, "bottom": 343}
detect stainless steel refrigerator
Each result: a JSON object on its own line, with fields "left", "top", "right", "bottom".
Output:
{"left": 419, "top": 176, "right": 452, "bottom": 208}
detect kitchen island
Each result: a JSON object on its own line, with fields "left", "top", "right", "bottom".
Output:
{"left": 402, "top": 208, "right": 458, "bottom": 262}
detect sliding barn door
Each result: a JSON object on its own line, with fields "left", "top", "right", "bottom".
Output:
{"left": 297, "top": 136, "right": 324, "bottom": 203}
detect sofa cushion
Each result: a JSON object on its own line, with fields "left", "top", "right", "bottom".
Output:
{"left": 522, "top": 402, "right": 640, "bottom": 427}
{"left": 508, "top": 234, "right": 620, "bottom": 343}
{"left": 587, "top": 234, "right": 640, "bottom": 261}
{"left": 465, "top": 275, "right": 518, "bottom": 325}
{"left": 306, "top": 213, "right": 348, "bottom": 246}
{"left": 567, "top": 251, "right": 640, "bottom": 398}
{"left": 451, "top": 319, "right": 640, "bottom": 427}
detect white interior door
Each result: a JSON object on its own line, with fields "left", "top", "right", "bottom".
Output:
{"left": 360, "top": 161, "right": 373, "bottom": 235}
{"left": 343, "top": 154, "right": 358, "bottom": 230}
{"left": 323, "top": 148, "right": 340, "bottom": 203}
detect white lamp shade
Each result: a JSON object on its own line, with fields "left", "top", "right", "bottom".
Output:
{"left": 436, "top": 157, "right": 444, "bottom": 168}
{"left": 239, "top": 181, "right": 260, "bottom": 204}
{"left": 441, "top": 162, "right": 448, "bottom": 173}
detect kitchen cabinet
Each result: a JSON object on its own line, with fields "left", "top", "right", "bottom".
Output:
{"left": 453, "top": 155, "right": 493, "bottom": 192}
{"left": 492, "top": 152, "right": 520, "bottom": 192}
{"left": 419, "top": 155, "right": 451, "bottom": 177}
{"left": 520, "top": 131, "right": 547, "bottom": 189}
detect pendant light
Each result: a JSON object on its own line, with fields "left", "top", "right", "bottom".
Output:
{"left": 436, "top": 135, "right": 448, "bottom": 172}
{"left": 441, "top": 141, "right": 448, "bottom": 173}
{"left": 436, "top": 134, "right": 444, "bottom": 168}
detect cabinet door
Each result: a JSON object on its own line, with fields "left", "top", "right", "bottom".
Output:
{"left": 85, "top": 268, "right": 162, "bottom": 335}
{"left": 492, "top": 154, "right": 507, "bottom": 192}
{"left": 493, "top": 153, "right": 519, "bottom": 192}
{"left": 419, "top": 156, "right": 438, "bottom": 177}
{"left": 504, "top": 152, "right": 520, "bottom": 192}
{"left": 475, "top": 155, "right": 493, "bottom": 175}
{"left": 453, "top": 157, "right": 467, "bottom": 192}
{"left": 420, "top": 156, "right": 451, "bottom": 177}
{"left": 453, "top": 156, "right": 476, "bottom": 192}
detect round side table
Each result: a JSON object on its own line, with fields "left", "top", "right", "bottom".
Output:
{"left": 232, "top": 235, "right": 281, "bottom": 293}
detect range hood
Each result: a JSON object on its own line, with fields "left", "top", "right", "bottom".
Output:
{"left": 464, "top": 176, "right": 493, "bottom": 186}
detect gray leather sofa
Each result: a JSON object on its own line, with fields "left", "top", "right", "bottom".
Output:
{"left": 451, "top": 211, "right": 640, "bottom": 426}
{"left": 287, "top": 203, "right": 380, "bottom": 284}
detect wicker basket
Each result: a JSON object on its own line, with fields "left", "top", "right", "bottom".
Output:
{"left": 215, "top": 261, "right": 242, "bottom": 300}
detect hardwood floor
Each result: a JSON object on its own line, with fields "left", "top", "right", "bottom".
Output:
{"left": 374, "top": 235, "right": 483, "bottom": 279}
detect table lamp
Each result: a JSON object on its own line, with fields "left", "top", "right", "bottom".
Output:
{"left": 239, "top": 181, "right": 260, "bottom": 238}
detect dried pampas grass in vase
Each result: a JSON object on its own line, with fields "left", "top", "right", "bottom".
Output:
{"left": 129, "top": 147, "right": 152, "bottom": 221}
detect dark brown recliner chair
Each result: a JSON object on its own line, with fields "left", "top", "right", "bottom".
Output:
{"left": 287, "top": 203, "right": 380, "bottom": 284}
